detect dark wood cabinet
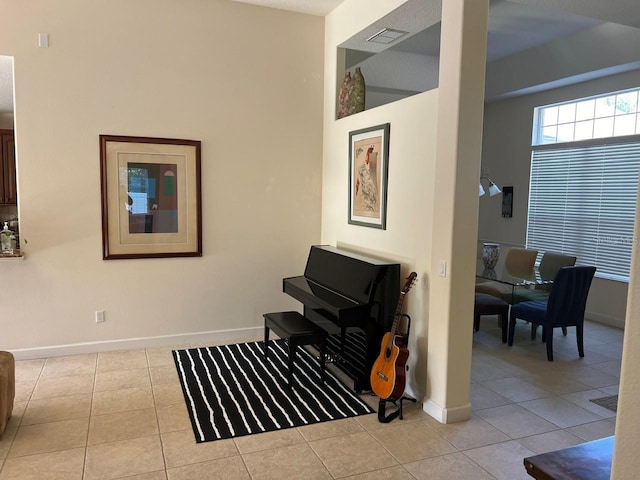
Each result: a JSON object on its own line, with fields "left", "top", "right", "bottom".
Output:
{"left": 0, "top": 130, "right": 16, "bottom": 205}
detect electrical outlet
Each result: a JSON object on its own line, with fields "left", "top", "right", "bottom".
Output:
{"left": 95, "top": 310, "right": 105, "bottom": 323}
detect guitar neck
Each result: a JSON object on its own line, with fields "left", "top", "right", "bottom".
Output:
{"left": 387, "top": 272, "right": 417, "bottom": 343}
{"left": 389, "top": 292, "right": 407, "bottom": 338}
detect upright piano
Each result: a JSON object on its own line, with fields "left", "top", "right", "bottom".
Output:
{"left": 283, "top": 245, "right": 400, "bottom": 392}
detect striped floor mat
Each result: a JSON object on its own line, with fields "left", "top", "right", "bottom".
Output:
{"left": 172, "top": 340, "right": 374, "bottom": 443}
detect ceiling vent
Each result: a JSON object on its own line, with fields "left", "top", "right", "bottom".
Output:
{"left": 366, "top": 28, "right": 409, "bottom": 45}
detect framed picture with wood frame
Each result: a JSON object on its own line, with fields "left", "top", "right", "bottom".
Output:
{"left": 99, "top": 135, "right": 202, "bottom": 259}
{"left": 348, "top": 123, "right": 390, "bottom": 229}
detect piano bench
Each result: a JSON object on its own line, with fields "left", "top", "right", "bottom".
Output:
{"left": 263, "top": 311, "right": 328, "bottom": 389}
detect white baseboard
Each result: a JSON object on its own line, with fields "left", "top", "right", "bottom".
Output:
{"left": 8, "top": 326, "right": 264, "bottom": 361}
{"left": 586, "top": 311, "right": 625, "bottom": 330}
{"left": 422, "top": 399, "right": 472, "bottom": 424}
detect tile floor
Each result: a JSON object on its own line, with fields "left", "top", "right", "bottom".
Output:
{"left": 0, "top": 318, "right": 622, "bottom": 479}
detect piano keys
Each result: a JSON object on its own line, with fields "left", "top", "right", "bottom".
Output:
{"left": 283, "top": 245, "right": 400, "bottom": 392}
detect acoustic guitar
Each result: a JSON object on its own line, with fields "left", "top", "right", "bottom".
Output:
{"left": 370, "top": 272, "right": 417, "bottom": 401}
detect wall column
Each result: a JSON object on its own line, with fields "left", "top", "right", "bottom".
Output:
{"left": 424, "top": 0, "right": 489, "bottom": 423}
{"left": 611, "top": 189, "right": 640, "bottom": 478}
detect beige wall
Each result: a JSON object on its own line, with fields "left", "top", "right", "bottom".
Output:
{"left": 480, "top": 69, "right": 640, "bottom": 326}
{"left": 0, "top": 0, "right": 324, "bottom": 356}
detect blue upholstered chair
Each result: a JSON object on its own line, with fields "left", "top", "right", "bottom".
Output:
{"left": 507, "top": 266, "right": 596, "bottom": 361}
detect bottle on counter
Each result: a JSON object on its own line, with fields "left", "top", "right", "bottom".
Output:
{"left": 1, "top": 222, "right": 13, "bottom": 254}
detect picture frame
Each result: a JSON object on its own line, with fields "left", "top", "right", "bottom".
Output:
{"left": 348, "top": 123, "right": 390, "bottom": 229}
{"left": 99, "top": 135, "right": 202, "bottom": 260}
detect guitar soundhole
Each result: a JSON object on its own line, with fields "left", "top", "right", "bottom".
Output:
{"left": 385, "top": 347, "right": 392, "bottom": 359}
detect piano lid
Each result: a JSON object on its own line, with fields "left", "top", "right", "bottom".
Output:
{"left": 303, "top": 245, "right": 397, "bottom": 305}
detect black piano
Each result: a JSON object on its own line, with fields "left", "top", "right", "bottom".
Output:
{"left": 283, "top": 245, "right": 400, "bottom": 392}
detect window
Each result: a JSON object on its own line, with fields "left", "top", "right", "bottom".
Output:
{"left": 528, "top": 88, "right": 640, "bottom": 282}
{"left": 533, "top": 88, "right": 640, "bottom": 145}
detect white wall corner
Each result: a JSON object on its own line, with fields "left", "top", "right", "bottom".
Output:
{"left": 422, "top": 398, "right": 472, "bottom": 424}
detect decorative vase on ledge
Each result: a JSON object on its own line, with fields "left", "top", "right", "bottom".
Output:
{"left": 482, "top": 243, "right": 500, "bottom": 269}
{"left": 349, "top": 67, "right": 366, "bottom": 115}
{"left": 337, "top": 72, "right": 352, "bottom": 119}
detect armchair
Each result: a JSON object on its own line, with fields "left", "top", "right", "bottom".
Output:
{"left": 507, "top": 266, "right": 596, "bottom": 361}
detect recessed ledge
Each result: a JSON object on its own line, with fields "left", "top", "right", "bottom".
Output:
{"left": 0, "top": 251, "right": 24, "bottom": 261}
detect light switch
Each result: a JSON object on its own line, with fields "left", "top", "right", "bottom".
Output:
{"left": 38, "top": 33, "right": 49, "bottom": 48}
{"left": 439, "top": 260, "right": 446, "bottom": 277}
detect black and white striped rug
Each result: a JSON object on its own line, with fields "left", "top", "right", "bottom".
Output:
{"left": 172, "top": 340, "right": 375, "bottom": 443}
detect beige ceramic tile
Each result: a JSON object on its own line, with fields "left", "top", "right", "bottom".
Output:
{"left": 161, "top": 429, "right": 237, "bottom": 468}
{"left": 242, "top": 442, "right": 331, "bottom": 480}
{"left": 559, "top": 389, "right": 617, "bottom": 419}
{"left": 166, "top": 455, "right": 250, "bottom": 480}
{"left": 117, "top": 470, "right": 166, "bottom": 480}
{"left": 152, "top": 383, "right": 184, "bottom": 407}
{"left": 97, "top": 350, "right": 148, "bottom": 373}
{"left": 470, "top": 383, "right": 512, "bottom": 410}
{"left": 14, "top": 359, "right": 45, "bottom": 382}
{"left": 425, "top": 414, "right": 510, "bottom": 450}
{"left": 404, "top": 452, "right": 496, "bottom": 480}
{"left": 88, "top": 408, "right": 159, "bottom": 445}
{"left": 113, "top": 473, "right": 167, "bottom": 480}
{"left": 309, "top": 431, "right": 397, "bottom": 478}
{"left": 84, "top": 435, "right": 165, "bottom": 480}
{"left": 297, "top": 417, "right": 364, "bottom": 442}
{"left": 474, "top": 403, "right": 558, "bottom": 439}
{"left": 480, "top": 377, "right": 550, "bottom": 403}
{"left": 524, "top": 372, "right": 592, "bottom": 395}
{"left": 3, "top": 400, "right": 27, "bottom": 433}
{"left": 94, "top": 368, "right": 151, "bottom": 392}
{"left": 149, "top": 365, "right": 180, "bottom": 385}
{"left": 0, "top": 447, "right": 85, "bottom": 480}
{"left": 516, "top": 429, "right": 583, "bottom": 454}
{"left": 369, "top": 420, "right": 457, "bottom": 463}
{"left": 464, "top": 440, "right": 536, "bottom": 480}
{"left": 339, "top": 465, "right": 415, "bottom": 480}
{"left": 146, "top": 346, "right": 183, "bottom": 368}
{"left": 355, "top": 401, "right": 426, "bottom": 431}
{"left": 21, "top": 394, "right": 92, "bottom": 425}
{"left": 156, "top": 403, "right": 192, "bottom": 434}
{"left": 40, "top": 354, "right": 96, "bottom": 378}
{"left": 233, "top": 427, "right": 305, "bottom": 454}
{"left": 14, "top": 381, "right": 35, "bottom": 403}
{"left": 518, "top": 396, "right": 604, "bottom": 429}
{"left": 32, "top": 374, "right": 94, "bottom": 400}
{"left": 565, "top": 419, "right": 616, "bottom": 441}
{"left": 8, "top": 418, "right": 89, "bottom": 458}
{"left": 92, "top": 387, "right": 155, "bottom": 415}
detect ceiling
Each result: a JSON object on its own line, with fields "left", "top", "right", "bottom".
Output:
{"left": 387, "top": 1, "right": 600, "bottom": 62}
{"left": 231, "top": 0, "right": 343, "bottom": 16}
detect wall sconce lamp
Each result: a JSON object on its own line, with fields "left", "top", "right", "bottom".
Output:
{"left": 479, "top": 170, "right": 501, "bottom": 197}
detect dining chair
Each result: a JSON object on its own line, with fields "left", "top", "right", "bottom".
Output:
{"left": 475, "top": 247, "right": 539, "bottom": 301}
{"left": 511, "top": 252, "right": 577, "bottom": 338}
{"left": 507, "top": 265, "right": 596, "bottom": 361}
{"left": 474, "top": 293, "right": 510, "bottom": 343}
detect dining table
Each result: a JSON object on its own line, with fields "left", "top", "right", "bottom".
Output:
{"left": 476, "top": 256, "right": 553, "bottom": 303}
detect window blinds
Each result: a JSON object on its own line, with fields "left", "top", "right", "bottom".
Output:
{"left": 527, "top": 139, "right": 640, "bottom": 282}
